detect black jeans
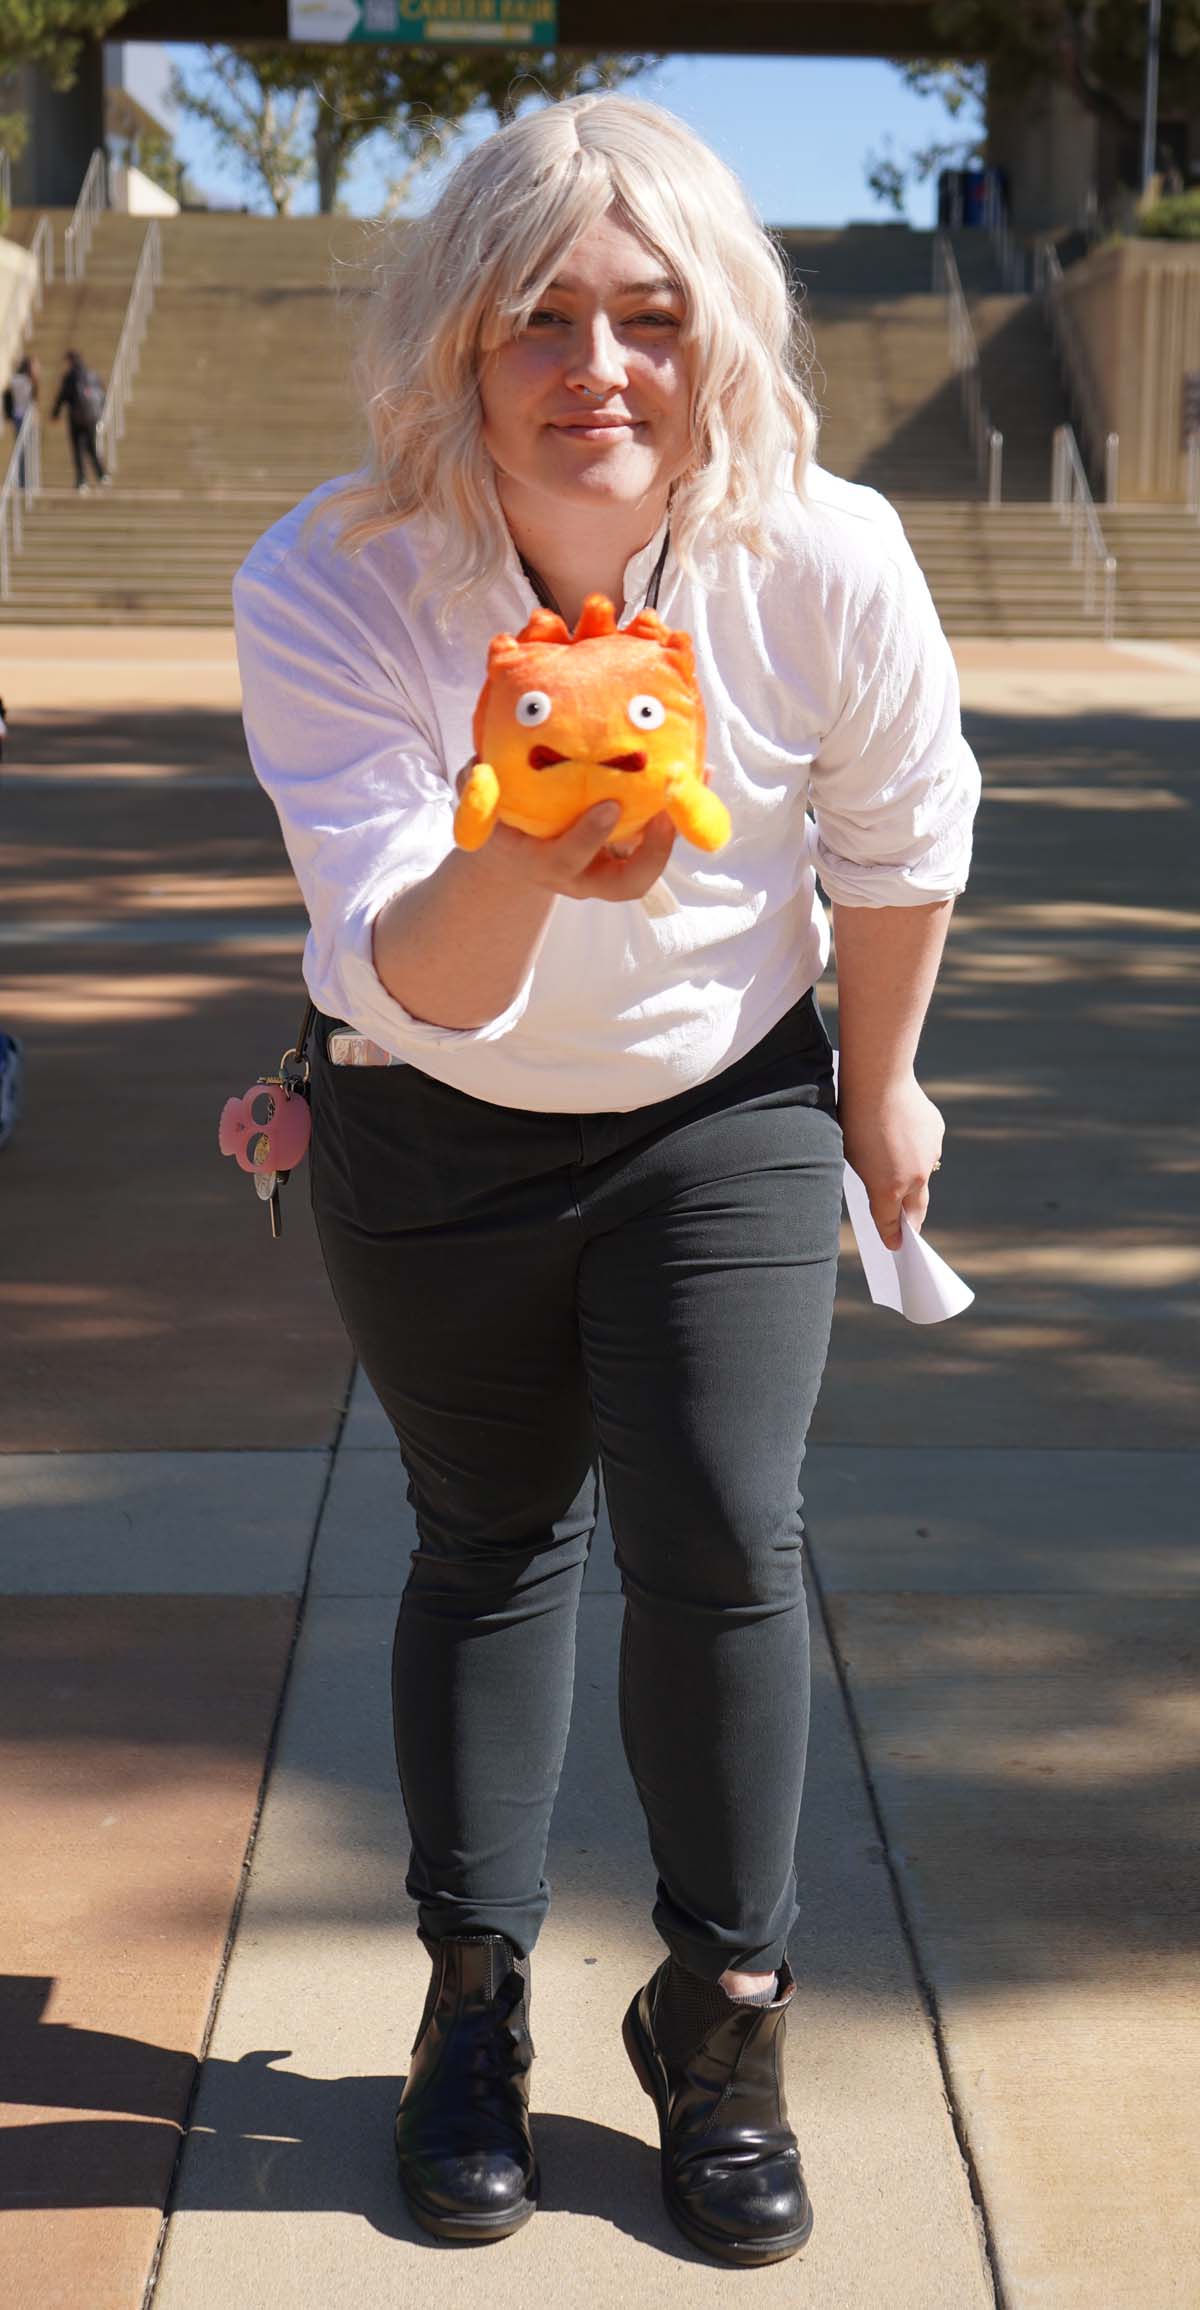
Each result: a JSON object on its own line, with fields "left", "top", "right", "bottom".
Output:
{"left": 69, "top": 422, "right": 105, "bottom": 487}
{"left": 309, "top": 992, "right": 843, "bottom": 1981}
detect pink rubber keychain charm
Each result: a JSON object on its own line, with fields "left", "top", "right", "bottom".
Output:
{"left": 218, "top": 1021, "right": 314, "bottom": 1240}
{"left": 218, "top": 1080, "right": 312, "bottom": 1175}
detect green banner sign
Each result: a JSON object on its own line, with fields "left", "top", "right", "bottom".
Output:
{"left": 288, "top": 0, "right": 557, "bottom": 44}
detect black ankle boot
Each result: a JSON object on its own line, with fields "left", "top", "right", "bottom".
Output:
{"left": 623, "top": 1955, "right": 813, "bottom": 2265}
{"left": 394, "top": 1933, "right": 538, "bottom": 2242}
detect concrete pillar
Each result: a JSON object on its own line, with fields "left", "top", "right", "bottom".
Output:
{"left": 10, "top": 42, "right": 105, "bottom": 208}
{"left": 988, "top": 76, "right": 1100, "bottom": 239}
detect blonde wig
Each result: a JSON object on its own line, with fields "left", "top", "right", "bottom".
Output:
{"left": 334, "top": 93, "right": 820, "bottom": 610}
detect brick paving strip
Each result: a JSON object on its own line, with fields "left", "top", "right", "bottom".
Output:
{"left": 1, "top": 631, "right": 1197, "bottom": 2308}
{"left": 0, "top": 632, "right": 353, "bottom": 2307}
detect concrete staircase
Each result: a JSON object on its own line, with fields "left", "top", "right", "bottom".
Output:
{"left": 14, "top": 212, "right": 147, "bottom": 493}
{"left": 897, "top": 504, "right": 1106, "bottom": 637}
{"left": 1100, "top": 507, "right": 1200, "bottom": 639}
{"left": 785, "top": 226, "right": 1200, "bottom": 637}
{"left": 0, "top": 214, "right": 1195, "bottom": 637}
{"left": 1, "top": 213, "right": 367, "bottom": 625}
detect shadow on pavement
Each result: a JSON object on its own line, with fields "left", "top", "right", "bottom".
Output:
{"left": 0, "top": 1977, "right": 677, "bottom": 2254}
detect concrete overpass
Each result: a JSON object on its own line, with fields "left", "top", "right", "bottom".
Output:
{"left": 16, "top": 0, "right": 1105, "bottom": 239}
{"left": 116, "top": 2, "right": 946, "bottom": 56}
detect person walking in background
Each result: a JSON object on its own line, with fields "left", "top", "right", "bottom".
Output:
{"left": 51, "top": 351, "right": 110, "bottom": 494}
{"left": 3, "top": 357, "right": 39, "bottom": 485}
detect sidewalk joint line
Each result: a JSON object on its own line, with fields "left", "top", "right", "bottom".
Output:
{"left": 804, "top": 1524, "right": 1008, "bottom": 2310}
{"left": 139, "top": 1356, "right": 358, "bottom": 2310}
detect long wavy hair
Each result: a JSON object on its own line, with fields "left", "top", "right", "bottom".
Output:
{"left": 333, "top": 93, "right": 819, "bottom": 614}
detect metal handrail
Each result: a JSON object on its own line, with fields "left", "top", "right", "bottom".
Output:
{"left": 0, "top": 406, "right": 41, "bottom": 599}
{"left": 30, "top": 214, "right": 54, "bottom": 310}
{"left": 1034, "top": 239, "right": 1114, "bottom": 498}
{"left": 95, "top": 220, "right": 161, "bottom": 474}
{"left": 933, "top": 231, "right": 1004, "bottom": 504}
{"left": 1051, "top": 423, "right": 1118, "bottom": 639}
{"left": 63, "top": 147, "right": 107, "bottom": 283}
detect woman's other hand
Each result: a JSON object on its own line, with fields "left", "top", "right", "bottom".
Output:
{"left": 455, "top": 764, "right": 678, "bottom": 904}
{"left": 837, "top": 1071, "right": 944, "bottom": 1250}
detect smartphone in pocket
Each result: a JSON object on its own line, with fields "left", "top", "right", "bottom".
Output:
{"left": 326, "top": 1031, "right": 400, "bottom": 1067}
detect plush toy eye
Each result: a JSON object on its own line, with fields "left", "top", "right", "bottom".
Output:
{"left": 627, "top": 694, "right": 666, "bottom": 731}
{"left": 515, "top": 691, "right": 553, "bottom": 726}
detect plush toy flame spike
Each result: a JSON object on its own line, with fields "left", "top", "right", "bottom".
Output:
{"left": 453, "top": 594, "right": 731, "bottom": 857}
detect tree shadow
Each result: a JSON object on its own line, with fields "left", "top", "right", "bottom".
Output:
{"left": 0, "top": 1976, "right": 675, "bottom": 2253}
{"left": 9, "top": 708, "right": 253, "bottom": 778}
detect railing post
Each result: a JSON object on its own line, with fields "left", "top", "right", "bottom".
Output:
{"left": 1105, "top": 433, "right": 1120, "bottom": 504}
{"left": 988, "top": 429, "right": 1003, "bottom": 505}
{"left": 1104, "top": 556, "right": 1117, "bottom": 642}
{"left": 1188, "top": 436, "right": 1200, "bottom": 517}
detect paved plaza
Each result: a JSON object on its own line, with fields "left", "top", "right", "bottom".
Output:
{"left": 1, "top": 628, "right": 1197, "bottom": 2308}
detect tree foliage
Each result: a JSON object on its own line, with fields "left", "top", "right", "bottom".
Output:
{"left": 865, "top": 61, "right": 985, "bottom": 216}
{"left": 1139, "top": 186, "right": 1200, "bottom": 236}
{"left": 920, "top": 0, "right": 1200, "bottom": 128}
{"left": 866, "top": 2, "right": 1200, "bottom": 213}
{"left": 171, "top": 41, "right": 657, "bottom": 217}
{"left": 0, "top": 0, "right": 128, "bottom": 92}
{"left": 168, "top": 48, "right": 311, "bottom": 216}
{"left": 108, "top": 89, "right": 190, "bottom": 204}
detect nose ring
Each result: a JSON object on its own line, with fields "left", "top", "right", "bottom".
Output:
{"left": 577, "top": 385, "right": 604, "bottom": 399}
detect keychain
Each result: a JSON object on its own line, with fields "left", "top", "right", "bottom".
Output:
{"left": 217, "top": 1009, "right": 314, "bottom": 1239}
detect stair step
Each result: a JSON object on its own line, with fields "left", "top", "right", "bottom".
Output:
{"left": 6, "top": 214, "right": 1195, "bottom": 632}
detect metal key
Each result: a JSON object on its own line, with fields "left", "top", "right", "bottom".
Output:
{"left": 253, "top": 1164, "right": 283, "bottom": 1238}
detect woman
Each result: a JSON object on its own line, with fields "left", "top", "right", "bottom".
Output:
{"left": 234, "top": 94, "right": 979, "bottom": 2265}
{"left": 4, "top": 356, "right": 38, "bottom": 486}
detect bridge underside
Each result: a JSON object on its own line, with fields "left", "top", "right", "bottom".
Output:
{"left": 119, "top": 0, "right": 947, "bottom": 58}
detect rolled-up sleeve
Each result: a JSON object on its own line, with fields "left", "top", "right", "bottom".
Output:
{"left": 233, "top": 541, "right": 535, "bottom": 1054}
{"left": 809, "top": 546, "right": 981, "bottom": 908}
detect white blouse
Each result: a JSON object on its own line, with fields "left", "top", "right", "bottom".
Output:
{"left": 233, "top": 463, "right": 980, "bottom": 1114}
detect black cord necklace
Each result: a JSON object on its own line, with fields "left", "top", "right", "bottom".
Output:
{"left": 518, "top": 523, "right": 671, "bottom": 623}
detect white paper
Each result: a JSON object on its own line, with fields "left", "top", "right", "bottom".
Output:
{"left": 833, "top": 1052, "right": 975, "bottom": 1325}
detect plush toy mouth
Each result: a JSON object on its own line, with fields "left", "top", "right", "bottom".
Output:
{"left": 527, "top": 745, "right": 648, "bottom": 774}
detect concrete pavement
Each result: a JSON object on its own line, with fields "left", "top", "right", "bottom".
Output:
{"left": 1, "top": 632, "right": 1197, "bottom": 2308}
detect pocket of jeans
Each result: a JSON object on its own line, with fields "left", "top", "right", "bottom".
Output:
{"left": 310, "top": 1048, "right": 446, "bottom": 1234}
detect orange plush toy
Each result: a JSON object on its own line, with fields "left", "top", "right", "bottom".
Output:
{"left": 453, "top": 595, "right": 731, "bottom": 856}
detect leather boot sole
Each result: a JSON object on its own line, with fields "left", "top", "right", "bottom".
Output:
{"left": 622, "top": 1992, "right": 814, "bottom": 2267}
{"left": 397, "top": 2167, "right": 540, "bottom": 2245}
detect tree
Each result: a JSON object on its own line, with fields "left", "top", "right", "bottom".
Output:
{"left": 0, "top": 0, "right": 127, "bottom": 86}
{"left": 461, "top": 46, "right": 659, "bottom": 132}
{"left": 107, "top": 86, "right": 191, "bottom": 205}
{"left": 133, "top": 117, "right": 191, "bottom": 206}
{"left": 866, "top": 2, "right": 1200, "bottom": 214}
{"left": 865, "top": 61, "right": 985, "bottom": 218}
{"left": 171, "top": 40, "right": 658, "bottom": 218}
{"left": 168, "top": 47, "right": 310, "bottom": 216}
{"left": 0, "top": 0, "right": 129, "bottom": 163}
{"left": 242, "top": 46, "right": 491, "bottom": 215}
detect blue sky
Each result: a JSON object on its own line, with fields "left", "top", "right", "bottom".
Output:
{"left": 118, "top": 43, "right": 981, "bottom": 230}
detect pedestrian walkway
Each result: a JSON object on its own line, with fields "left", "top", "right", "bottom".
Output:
{"left": 1, "top": 632, "right": 1197, "bottom": 2309}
